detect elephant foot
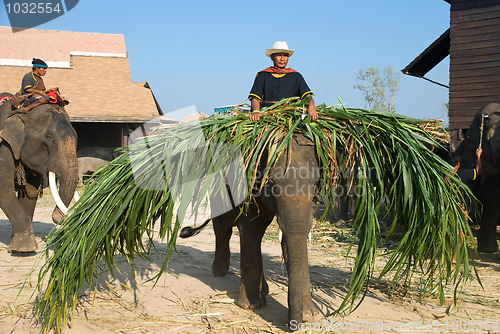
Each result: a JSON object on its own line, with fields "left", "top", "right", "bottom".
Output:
{"left": 477, "top": 233, "right": 499, "bottom": 253}
{"left": 8, "top": 232, "right": 38, "bottom": 253}
{"left": 236, "top": 286, "right": 266, "bottom": 310}
{"left": 302, "top": 297, "right": 320, "bottom": 320}
{"left": 212, "top": 257, "right": 230, "bottom": 276}
{"left": 477, "top": 243, "right": 499, "bottom": 253}
{"left": 288, "top": 313, "right": 303, "bottom": 331}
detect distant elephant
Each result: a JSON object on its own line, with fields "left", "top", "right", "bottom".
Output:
{"left": 77, "top": 146, "right": 122, "bottom": 181}
{"left": 77, "top": 146, "right": 120, "bottom": 161}
{"left": 457, "top": 102, "right": 500, "bottom": 252}
{"left": 0, "top": 96, "right": 78, "bottom": 253}
{"left": 182, "top": 133, "right": 320, "bottom": 327}
{"left": 78, "top": 156, "right": 110, "bottom": 181}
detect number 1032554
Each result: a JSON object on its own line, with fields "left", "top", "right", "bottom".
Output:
{"left": 5, "top": 2, "right": 62, "bottom": 14}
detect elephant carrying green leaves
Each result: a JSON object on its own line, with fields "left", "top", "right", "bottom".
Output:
{"left": 182, "top": 133, "right": 321, "bottom": 327}
{"left": 0, "top": 94, "right": 78, "bottom": 253}
{"left": 32, "top": 99, "right": 476, "bottom": 333}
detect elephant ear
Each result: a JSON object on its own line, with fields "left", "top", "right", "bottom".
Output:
{"left": 0, "top": 116, "right": 25, "bottom": 160}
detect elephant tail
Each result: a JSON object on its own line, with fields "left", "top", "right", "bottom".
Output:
{"left": 179, "top": 219, "right": 211, "bottom": 238}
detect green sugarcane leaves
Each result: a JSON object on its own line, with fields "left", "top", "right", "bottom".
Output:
{"left": 30, "top": 97, "right": 477, "bottom": 333}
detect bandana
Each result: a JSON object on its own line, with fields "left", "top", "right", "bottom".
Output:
{"left": 260, "top": 66, "right": 297, "bottom": 76}
{"left": 32, "top": 58, "right": 48, "bottom": 68}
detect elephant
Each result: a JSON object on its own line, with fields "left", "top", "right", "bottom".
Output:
{"left": 0, "top": 96, "right": 78, "bottom": 253}
{"left": 457, "top": 102, "right": 500, "bottom": 253}
{"left": 78, "top": 156, "right": 110, "bottom": 182}
{"left": 181, "top": 133, "right": 321, "bottom": 328}
{"left": 76, "top": 147, "right": 122, "bottom": 182}
{"left": 77, "top": 146, "right": 120, "bottom": 161}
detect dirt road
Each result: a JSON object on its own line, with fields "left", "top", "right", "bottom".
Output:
{"left": 0, "top": 196, "right": 499, "bottom": 333}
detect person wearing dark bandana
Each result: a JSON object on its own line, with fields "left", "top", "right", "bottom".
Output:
{"left": 249, "top": 41, "right": 318, "bottom": 121}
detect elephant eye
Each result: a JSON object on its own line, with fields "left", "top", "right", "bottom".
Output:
{"left": 47, "top": 135, "right": 54, "bottom": 143}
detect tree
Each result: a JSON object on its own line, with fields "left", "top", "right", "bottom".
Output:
{"left": 355, "top": 65, "right": 400, "bottom": 112}
{"left": 442, "top": 101, "right": 449, "bottom": 115}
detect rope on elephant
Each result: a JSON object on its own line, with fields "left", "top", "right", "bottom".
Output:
{"left": 15, "top": 162, "right": 42, "bottom": 199}
{"left": 15, "top": 161, "right": 26, "bottom": 187}
{"left": 6, "top": 88, "right": 68, "bottom": 110}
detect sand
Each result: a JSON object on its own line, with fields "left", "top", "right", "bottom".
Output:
{"left": 0, "top": 195, "right": 499, "bottom": 333}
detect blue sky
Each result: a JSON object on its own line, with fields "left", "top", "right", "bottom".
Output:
{"left": 1, "top": 0, "right": 452, "bottom": 123}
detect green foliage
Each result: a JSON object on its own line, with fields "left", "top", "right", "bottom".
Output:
{"left": 442, "top": 101, "right": 449, "bottom": 115}
{"left": 355, "top": 66, "right": 400, "bottom": 112}
{"left": 30, "top": 98, "right": 477, "bottom": 333}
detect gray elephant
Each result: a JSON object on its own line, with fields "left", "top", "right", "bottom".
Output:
{"left": 182, "top": 133, "right": 320, "bottom": 327}
{"left": 457, "top": 102, "right": 500, "bottom": 252}
{"left": 0, "top": 96, "right": 78, "bottom": 253}
{"left": 76, "top": 146, "right": 122, "bottom": 182}
{"left": 77, "top": 146, "right": 120, "bottom": 161}
{"left": 78, "top": 157, "right": 110, "bottom": 182}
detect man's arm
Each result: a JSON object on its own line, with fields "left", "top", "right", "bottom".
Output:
{"left": 476, "top": 148, "right": 483, "bottom": 175}
{"left": 22, "top": 73, "right": 46, "bottom": 95}
{"left": 249, "top": 73, "right": 264, "bottom": 121}
{"left": 249, "top": 97, "right": 262, "bottom": 121}
{"left": 26, "top": 87, "right": 45, "bottom": 94}
{"left": 297, "top": 73, "right": 317, "bottom": 121}
{"left": 305, "top": 94, "right": 318, "bottom": 121}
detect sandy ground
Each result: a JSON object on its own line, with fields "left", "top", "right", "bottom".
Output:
{"left": 0, "top": 195, "right": 499, "bottom": 334}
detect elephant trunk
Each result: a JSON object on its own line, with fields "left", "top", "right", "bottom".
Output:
{"left": 276, "top": 194, "right": 314, "bottom": 329}
{"left": 51, "top": 151, "right": 79, "bottom": 223}
{"left": 282, "top": 232, "right": 308, "bottom": 327}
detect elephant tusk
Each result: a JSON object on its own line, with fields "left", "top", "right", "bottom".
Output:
{"left": 49, "top": 171, "right": 69, "bottom": 215}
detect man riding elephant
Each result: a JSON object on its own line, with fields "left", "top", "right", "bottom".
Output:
{"left": 20, "top": 58, "right": 50, "bottom": 109}
{"left": 0, "top": 58, "right": 66, "bottom": 132}
{"left": 20, "top": 58, "right": 54, "bottom": 111}
{"left": 202, "top": 41, "right": 322, "bottom": 328}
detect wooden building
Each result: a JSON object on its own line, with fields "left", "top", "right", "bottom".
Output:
{"left": 403, "top": 0, "right": 500, "bottom": 145}
{"left": 0, "top": 27, "right": 175, "bottom": 151}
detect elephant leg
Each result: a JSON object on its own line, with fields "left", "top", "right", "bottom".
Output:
{"left": 3, "top": 207, "right": 37, "bottom": 253}
{"left": 236, "top": 216, "right": 272, "bottom": 310}
{"left": 281, "top": 234, "right": 318, "bottom": 323}
{"left": 212, "top": 212, "right": 235, "bottom": 276}
{"left": 277, "top": 197, "right": 319, "bottom": 326}
{"left": 477, "top": 205, "right": 499, "bottom": 253}
{"left": 0, "top": 151, "right": 37, "bottom": 252}
{"left": 298, "top": 245, "right": 316, "bottom": 320}
{"left": 17, "top": 173, "right": 42, "bottom": 222}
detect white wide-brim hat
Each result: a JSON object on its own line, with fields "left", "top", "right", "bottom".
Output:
{"left": 265, "top": 41, "right": 294, "bottom": 57}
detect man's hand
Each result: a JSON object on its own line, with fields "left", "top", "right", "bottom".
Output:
{"left": 307, "top": 105, "right": 318, "bottom": 121}
{"left": 250, "top": 97, "right": 262, "bottom": 121}
{"left": 306, "top": 95, "right": 318, "bottom": 121}
{"left": 250, "top": 111, "right": 262, "bottom": 121}
{"left": 476, "top": 148, "right": 483, "bottom": 175}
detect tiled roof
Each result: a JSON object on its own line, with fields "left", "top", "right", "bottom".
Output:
{"left": 0, "top": 27, "right": 163, "bottom": 122}
{"left": 0, "top": 26, "right": 126, "bottom": 67}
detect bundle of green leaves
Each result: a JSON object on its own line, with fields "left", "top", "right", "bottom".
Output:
{"left": 31, "top": 98, "right": 477, "bottom": 333}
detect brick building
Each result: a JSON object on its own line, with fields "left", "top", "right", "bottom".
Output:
{"left": 0, "top": 27, "right": 172, "bottom": 150}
